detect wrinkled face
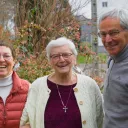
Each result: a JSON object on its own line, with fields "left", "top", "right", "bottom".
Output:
{"left": 99, "top": 17, "right": 128, "bottom": 56}
{"left": 49, "top": 45, "right": 76, "bottom": 75}
{"left": 0, "top": 46, "right": 15, "bottom": 78}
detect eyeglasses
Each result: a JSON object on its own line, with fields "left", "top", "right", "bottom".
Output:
{"left": 0, "top": 54, "right": 12, "bottom": 60}
{"left": 50, "top": 53, "right": 73, "bottom": 60}
{"left": 98, "top": 29, "right": 125, "bottom": 39}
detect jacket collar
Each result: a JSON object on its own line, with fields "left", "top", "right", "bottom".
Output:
{"left": 111, "top": 44, "right": 128, "bottom": 63}
{"left": 10, "top": 71, "right": 22, "bottom": 94}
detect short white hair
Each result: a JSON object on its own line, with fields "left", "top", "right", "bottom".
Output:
{"left": 46, "top": 37, "right": 78, "bottom": 60}
{"left": 98, "top": 8, "right": 128, "bottom": 30}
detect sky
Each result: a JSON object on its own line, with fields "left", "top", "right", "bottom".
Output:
{"left": 69, "top": 0, "right": 91, "bottom": 19}
{"left": 69, "top": 0, "right": 128, "bottom": 19}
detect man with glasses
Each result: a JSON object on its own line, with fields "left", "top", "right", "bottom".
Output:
{"left": 98, "top": 8, "right": 128, "bottom": 128}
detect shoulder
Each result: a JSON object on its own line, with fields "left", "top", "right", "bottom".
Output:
{"left": 19, "top": 79, "right": 30, "bottom": 90}
{"left": 12, "top": 71, "right": 30, "bottom": 91}
{"left": 27, "top": 75, "right": 49, "bottom": 99}
{"left": 30, "top": 75, "right": 49, "bottom": 90}
{"left": 76, "top": 74, "right": 99, "bottom": 91}
{"left": 77, "top": 74, "right": 97, "bottom": 84}
{"left": 20, "top": 79, "right": 30, "bottom": 85}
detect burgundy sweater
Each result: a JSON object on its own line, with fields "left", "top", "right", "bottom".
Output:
{"left": 44, "top": 80, "right": 82, "bottom": 128}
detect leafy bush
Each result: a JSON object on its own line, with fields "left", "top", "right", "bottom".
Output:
{"left": 16, "top": 53, "right": 52, "bottom": 83}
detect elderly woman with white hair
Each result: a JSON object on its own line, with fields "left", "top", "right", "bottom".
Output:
{"left": 20, "top": 37, "right": 103, "bottom": 128}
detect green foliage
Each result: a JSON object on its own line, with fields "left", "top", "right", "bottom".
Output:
{"left": 13, "top": 0, "right": 81, "bottom": 82}
{"left": 77, "top": 55, "right": 85, "bottom": 63}
{"left": 98, "top": 53, "right": 108, "bottom": 63}
{"left": 77, "top": 53, "right": 108, "bottom": 64}
{"left": 16, "top": 0, "right": 81, "bottom": 54}
{"left": 16, "top": 54, "right": 52, "bottom": 83}
{"left": 77, "top": 55, "right": 93, "bottom": 64}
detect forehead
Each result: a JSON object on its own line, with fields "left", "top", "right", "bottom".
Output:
{"left": 50, "top": 44, "right": 72, "bottom": 54}
{"left": 99, "top": 17, "right": 122, "bottom": 31}
{"left": 0, "top": 46, "right": 12, "bottom": 54}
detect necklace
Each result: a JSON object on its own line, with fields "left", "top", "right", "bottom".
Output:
{"left": 56, "top": 84, "right": 72, "bottom": 113}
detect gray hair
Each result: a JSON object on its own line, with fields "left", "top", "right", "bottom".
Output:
{"left": 46, "top": 37, "right": 78, "bottom": 60}
{"left": 98, "top": 8, "right": 128, "bottom": 30}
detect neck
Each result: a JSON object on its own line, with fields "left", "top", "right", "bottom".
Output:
{"left": 50, "top": 72, "right": 76, "bottom": 86}
{"left": 0, "top": 73, "right": 13, "bottom": 87}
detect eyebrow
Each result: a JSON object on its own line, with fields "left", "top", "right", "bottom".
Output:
{"left": 0, "top": 53, "right": 12, "bottom": 55}
{"left": 102, "top": 29, "right": 121, "bottom": 32}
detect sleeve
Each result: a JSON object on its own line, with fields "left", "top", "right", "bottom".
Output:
{"left": 95, "top": 82, "right": 104, "bottom": 128}
{"left": 20, "top": 105, "right": 29, "bottom": 126}
{"left": 20, "top": 86, "right": 38, "bottom": 126}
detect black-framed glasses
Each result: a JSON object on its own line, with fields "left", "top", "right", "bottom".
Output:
{"left": 98, "top": 29, "right": 125, "bottom": 39}
{"left": 50, "top": 53, "right": 73, "bottom": 60}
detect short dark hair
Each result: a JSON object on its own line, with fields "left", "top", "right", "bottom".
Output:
{"left": 0, "top": 40, "right": 16, "bottom": 59}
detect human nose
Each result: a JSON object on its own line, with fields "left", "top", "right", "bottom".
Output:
{"left": 105, "top": 34, "right": 113, "bottom": 42}
{"left": 59, "top": 55, "right": 65, "bottom": 61}
{"left": 0, "top": 55, "right": 5, "bottom": 61}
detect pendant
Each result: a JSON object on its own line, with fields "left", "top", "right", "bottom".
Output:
{"left": 63, "top": 106, "right": 68, "bottom": 113}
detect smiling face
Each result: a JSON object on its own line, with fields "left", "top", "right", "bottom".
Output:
{"left": 49, "top": 45, "right": 76, "bottom": 75}
{"left": 99, "top": 17, "right": 128, "bottom": 56}
{"left": 0, "top": 46, "right": 15, "bottom": 78}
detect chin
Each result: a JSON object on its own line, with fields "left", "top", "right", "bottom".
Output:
{"left": 58, "top": 69, "right": 70, "bottom": 74}
{"left": 107, "top": 49, "right": 116, "bottom": 55}
{"left": 0, "top": 75, "right": 7, "bottom": 78}
{"left": 59, "top": 71, "right": 69, "bottom": 74}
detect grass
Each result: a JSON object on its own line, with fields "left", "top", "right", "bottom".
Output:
{"left": 77, "top": 55, "right": 86, "bottom": 64}
{"left": 77, "top": 53, "right": 108, "bottom": 64}
{"left": 98, "top": 53, "right": 108, "bottom": 63}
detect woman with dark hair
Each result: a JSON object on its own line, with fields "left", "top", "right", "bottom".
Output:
{"left": 0, "top": 40, "right": 30, "bottom": 128}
